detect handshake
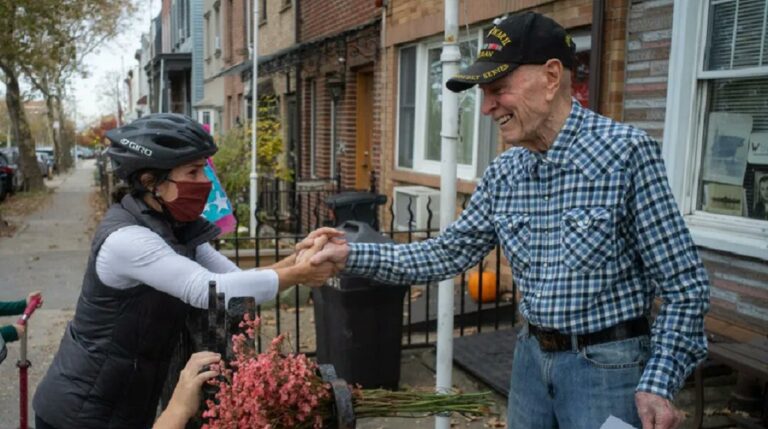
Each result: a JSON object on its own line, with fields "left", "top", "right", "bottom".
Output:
{"left": 277, "top": 227, "right": 350, "bottom": 288}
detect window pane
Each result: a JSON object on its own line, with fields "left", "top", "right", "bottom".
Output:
{"left": 697, "top": 77, "right": 768, "bottom": 221}
{"left": 398, "top": 47, "right": 416, "bottom": 168}
{"left": 705, "top": 0, "right": 768, "bottom": 70}
{"left": 425, "top": 41, "right": 477, "bottom": 164}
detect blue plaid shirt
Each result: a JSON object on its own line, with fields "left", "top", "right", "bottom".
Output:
{"left": 346, "top": 100, "right": 710, "bottom": 400}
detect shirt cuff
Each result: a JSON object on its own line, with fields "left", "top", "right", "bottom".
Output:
{"left": 637, "top": 354, "right": 686, "bottom": 400}
{"left": 0, "top": 325, "right": 18, "bottom": 343}
{"left": 345, "top": 243, "right": 381, "bottom": 277}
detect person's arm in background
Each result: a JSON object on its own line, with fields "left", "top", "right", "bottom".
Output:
{"left": 153, "top": 351, "right": 221, "bottom": 429}
{"left": 626, "top": 137, "right": 709, "bottom": 429}
{"left": 305, "top": 166, "right": 501, "bottom": 285}
{"left": 0, "top": 292, "right": 43, "bottom": 343}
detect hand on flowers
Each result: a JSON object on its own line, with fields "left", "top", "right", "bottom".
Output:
{"left": 635, "top": 391, "right": 685, "bottom": 429}
{"left": 27, "top": 291, "right": 42, "bottom": 308}
{"left": 154, "top": 351, "right": 221, "bottom": 429}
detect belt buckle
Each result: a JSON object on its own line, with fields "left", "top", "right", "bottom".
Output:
{"left": 535, "top": 330, "right": 562, "bottom": 352}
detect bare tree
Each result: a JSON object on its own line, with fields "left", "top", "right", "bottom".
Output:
{"left": 21, "top": 0, "right": 136, "bottom": 174}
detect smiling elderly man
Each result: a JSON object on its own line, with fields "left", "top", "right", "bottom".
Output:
{"left": 307, "top": 11, "right": 710, "bottom": 429}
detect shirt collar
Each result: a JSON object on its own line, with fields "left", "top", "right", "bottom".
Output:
{"left": 522, "top": 98, "right": 584, "bottom": 175}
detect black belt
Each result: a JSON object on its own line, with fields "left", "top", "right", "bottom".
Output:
{"left": 528, "top": 317, "right": 650, "bottom": 352}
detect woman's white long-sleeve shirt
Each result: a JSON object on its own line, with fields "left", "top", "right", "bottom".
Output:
{"left": 95, "top": 225, "right": 278, "bottom": 308}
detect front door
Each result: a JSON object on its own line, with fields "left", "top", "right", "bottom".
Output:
{"left": 355, "top": 72, "right": 373, "bottom": 190}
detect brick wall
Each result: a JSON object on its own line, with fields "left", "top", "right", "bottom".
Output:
{"left": 259, "top": 0, "right": 296, "bottom": 54}
{"left": 300, "top": 0, "right": 379, "bottom": 41}
{"left": 222, "top": 0, "right": 249, "bottom": 132}
{"left": 599, "top": 0, "right": 629, "bottom": 119}
{"left": 701, "top": 250, "right": 768, "bottom": 340}
{"left": 622, "top": 0, "right": 672, "bottom": 140}
{"left": 297, "top": 3, "right": 381, "bottom": 189}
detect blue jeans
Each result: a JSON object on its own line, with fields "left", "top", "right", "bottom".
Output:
{"left": 507, "top": 324, "right": 650, "bottom": 428}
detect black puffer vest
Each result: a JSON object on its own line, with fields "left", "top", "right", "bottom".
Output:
{"left": 33, "top": 194, "right": 219, "bottom": 429}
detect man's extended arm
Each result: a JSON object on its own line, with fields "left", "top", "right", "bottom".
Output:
{"left": 310, "top": 169, "right": 502, "bottom": 285}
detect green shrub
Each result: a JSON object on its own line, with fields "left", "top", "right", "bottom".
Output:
{"left": 214, "top": 96, "right": 292, "bottom": 222}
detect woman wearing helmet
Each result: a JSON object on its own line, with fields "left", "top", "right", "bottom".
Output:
{"left": 33, "top": 114, "right": 336, "bottom": 429}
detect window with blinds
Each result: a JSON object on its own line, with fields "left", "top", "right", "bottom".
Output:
{"left": 697, "top": 0, "right": 768, "bottom": 222}
{"left": 705, "top": 0, "right": 768, "bottom": 70}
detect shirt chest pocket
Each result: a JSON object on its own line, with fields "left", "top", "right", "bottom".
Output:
{"left": 493, "top": 213, "right": 531, "bottom": 272}
{"left": 561, "top": 207, "right": 615, "bottom": 272}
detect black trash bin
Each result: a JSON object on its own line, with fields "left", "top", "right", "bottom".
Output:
{"left": 312, "top": 221, "right": 408, "bottom": 390}
{"left": 325, "top": 192, "right": 387, "bottom": 230}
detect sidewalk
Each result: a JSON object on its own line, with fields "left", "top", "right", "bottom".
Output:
{"left": 0, "top": 160, "right": 95, "bottom": 427}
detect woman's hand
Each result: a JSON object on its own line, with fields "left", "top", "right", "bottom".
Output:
{"left": 153, "top": 351, "right": 221, "bottom": 429}
{"left": 277, "top": 235, "right": 338, "bottom": 288}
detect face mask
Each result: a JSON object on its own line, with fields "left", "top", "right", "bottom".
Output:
{"left": 159, "top": 180, "right": 212, "bottom": 222}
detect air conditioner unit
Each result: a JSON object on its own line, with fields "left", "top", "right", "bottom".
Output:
{"left": 214, "top": 35, "right": 221, "bottom": 50}
{"left": 393, "top": 186, "right": 441, "bottom": 232}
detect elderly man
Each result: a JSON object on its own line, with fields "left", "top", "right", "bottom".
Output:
{"left": 306, "top": 11, "right": 709, "bottom": 429}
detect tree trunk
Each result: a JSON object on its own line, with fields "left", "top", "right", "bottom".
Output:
{"left": 55, "top": 79, "right": 73, "bottom": 171}
{"left": 43, "top": 77, "right": 62, "bottom": 175}
{"left": 2, "top": 65, "right": 45, "bottom": 191}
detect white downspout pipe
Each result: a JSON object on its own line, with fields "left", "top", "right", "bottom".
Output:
{"left": 435, "top": 0, "right": 459, "bottom": 428}
{"left": 249, "top": 0, "right": 259, "bottom": 236}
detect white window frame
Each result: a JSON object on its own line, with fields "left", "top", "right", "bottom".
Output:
{"left": 663, "top": 0, "right": 768, "bottom": 260}
{"left": 395, "top": 31, "right": 484, "bottom": 181}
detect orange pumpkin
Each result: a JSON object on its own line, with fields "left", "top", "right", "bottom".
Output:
{"left": 467, "top": 271, "right": 497, "bottom": 303}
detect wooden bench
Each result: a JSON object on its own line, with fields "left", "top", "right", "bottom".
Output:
{"left": 693, "top": 337, "right": 768, "bottom": 428}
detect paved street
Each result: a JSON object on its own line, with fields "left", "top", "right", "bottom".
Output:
{"left": 0, "top": 160, "right": 94, "bottom": 427}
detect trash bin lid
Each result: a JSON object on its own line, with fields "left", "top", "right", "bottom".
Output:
{"left": 325, "top": 191, "right": 386, "bottom": 208}
{"left": 338, "top": 221, "right": 394, "bottom": 244}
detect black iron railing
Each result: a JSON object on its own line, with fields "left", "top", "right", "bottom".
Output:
{"left": 215, "top": 182, "right": 517, "bottom": 356}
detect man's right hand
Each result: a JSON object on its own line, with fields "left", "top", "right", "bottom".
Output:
{"left": 309, "top": 240, "right": 350, "bottom": 271}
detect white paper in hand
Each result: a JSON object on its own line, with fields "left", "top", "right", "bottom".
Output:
{"left": 599, "top": 415, "right": 638, "bottom": 429}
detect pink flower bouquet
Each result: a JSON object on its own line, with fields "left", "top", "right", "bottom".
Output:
{"left": 201, "top": 314, "right": 494, "bottom": 428}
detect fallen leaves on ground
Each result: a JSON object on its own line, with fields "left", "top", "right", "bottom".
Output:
{"left": 0, "top": 189, "right": 53, "bottom": 238}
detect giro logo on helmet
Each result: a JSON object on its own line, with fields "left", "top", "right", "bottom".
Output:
{"left": 119, "top": 138, "right": 154, "bottom": 157}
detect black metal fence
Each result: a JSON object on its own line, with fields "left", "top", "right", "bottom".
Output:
{"left": 215, "top": 177, "right": 518, "bottom": 356}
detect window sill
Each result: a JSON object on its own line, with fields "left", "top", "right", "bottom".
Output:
{"left": 391, "top": 169, "right": 478, "bottom": 195}
{"left": 279, "top": 2, "right": 291, "bottom": 13}
{"left": 685, "top": 213, "right": 768, "bottom": 261}
{"left": 259, "top": 19, "right": 267, "bottom": 27}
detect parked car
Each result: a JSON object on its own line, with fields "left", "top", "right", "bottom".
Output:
{"left": 36, "top": 152, "right": 52, "bottom": 178}
{"left": 73, "top": 145, "right": 95, "bottom": 159}
{"left": 36, "top": 147, "right": 55, "bottom": 177}
{"left": 0, "top": 151, "right": 17, "bottom": 201}
{"left": 0, "top": 147, "right": 26, "bottom": 191}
